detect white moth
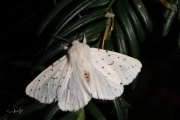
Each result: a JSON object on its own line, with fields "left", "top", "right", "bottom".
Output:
{"left": 26, "top": 36, "right": 142, "bottom": 111}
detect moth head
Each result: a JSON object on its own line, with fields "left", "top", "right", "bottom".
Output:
{"left": 50, "top": 33, "right": 88, "bottom": 50}
{"left": 72, "top": 34, "right": 87, "bottom": 44}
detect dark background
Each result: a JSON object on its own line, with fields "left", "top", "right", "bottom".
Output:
{"left": 127, "top": 1, "right": 180, "bottom": 120}
{"left": 0, "top": 0, "right": 180, "bottom": 120}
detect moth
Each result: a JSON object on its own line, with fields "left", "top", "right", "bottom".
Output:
{"left": 26, "top": 36, "right": 142, "bottom": 111}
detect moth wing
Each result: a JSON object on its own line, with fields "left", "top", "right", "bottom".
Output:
{"left": 57, "top": 62, "right": 91, "bottom": 111}
{"left": 26, "top": 55, "right": 67, "bottom": 103}
{"left": 90, "top": 48, "right": 142, "bottom": 86}
{"left": 26, "top": 55, "right": 91, "bottom": 111}
{"left": 89, "top": 64, "right": 124, "bottom": 100}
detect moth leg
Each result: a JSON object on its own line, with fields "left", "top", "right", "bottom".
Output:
{"left": 61, "top": 44, "right": 68, "bottom": 50}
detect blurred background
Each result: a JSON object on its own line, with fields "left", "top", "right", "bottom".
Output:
{"left": 126, "top": 1, "right": 180, "bottom": 120}
{"left": 0, "top": 0, "right": 180, "bottom": 120}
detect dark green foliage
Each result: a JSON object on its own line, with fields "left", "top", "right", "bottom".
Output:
{"left": 0, "top": 0, "right": 179, "bottom": 120}
{"left": 162, "top": 0, "right": 180, "bottom": 36}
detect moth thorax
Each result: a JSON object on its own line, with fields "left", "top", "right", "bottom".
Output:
{"left": 68, "top": 41, "right": 91, "bottom": 82}
{"left": 68, "top": 41, "right": 91, "bottom": 61}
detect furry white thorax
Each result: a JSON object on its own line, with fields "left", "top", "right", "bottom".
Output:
{"left": 67, "top": 40, "right": 91, "bottom": 73}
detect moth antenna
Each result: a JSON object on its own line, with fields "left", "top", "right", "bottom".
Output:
{"left": 50, "top": 34, "right": 72, "bottom": 44}
{"left": 78, "top": 22, "right": 94, "bottom": 42}
{"left": 83, "top": 35, "right": 87, "bottom": 44}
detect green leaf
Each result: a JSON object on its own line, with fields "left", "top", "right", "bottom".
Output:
{"left": 86, "top": 33, "right": 101, "bottom": 44}
{"left": 86, "top": 102, "right": 107, "bottom": 120}
{"left": 37, "top": 0, "right": 75, "bottom": 36}
{"left": 113, "top": 97, "right": 131, "bottom": 120}
{"left": 45, "top": 0, "right": 96, "bottom": 50}
{"left": 57, "top": 112, "right": 78, "bottom": 120}
{"left": 131, "top": 0, "right": 154, "bottom": 31}
{"left": 63, "top": 20, "right": 106, "bottom": 43}
{"left": 88, "top": 0, "right": 110, "bottom": 8}
{"left": 119, "top": 97, "right": 132, "bottom": 109}
{"left": 104, "top": 38, "right": 115, "bottom": 51}
{"left": 113, "top": 20, "right": 128, "bottom": 55}
{"left": 58, "top": 8, "right": 108, "bottom": 38}
{"left": 0, "top": 114, "right": 10, "bottom": 120}
{"left": 77, "top": 108, "right": 85, "bottom": 120}
{"left": 163, "top": 0, "right": 179, "bottom": 36}
{"left": 114, "top": 0, "right": 140, "bottom": 59}
{"left": 113, "top": 98, "right": 125, "bottom": 120}
{"left": 163, "top": 8, "right": 171, "bottom": 18}
{"left": 37, "top": 65, "right": 46, "bottom": 72}
{"left": 47, "top": 3, "right": 108, "bottom": 46}
{"left": 14, "top": 97, "right": 30, "bottom": 106}
{"left": 123, "top": 0, "right": 146, "bottom": 43}
{"left": 9, "top": 61, "right": 32, "bottom": 68}
{"left": 42, "top": 102, "right": 60, "bottom": 120}
{"left": 169, "top": 1, "right": 178, "bottom": 11}
{"left": 163, "top": 0, "right": 174, "bottom": 18}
